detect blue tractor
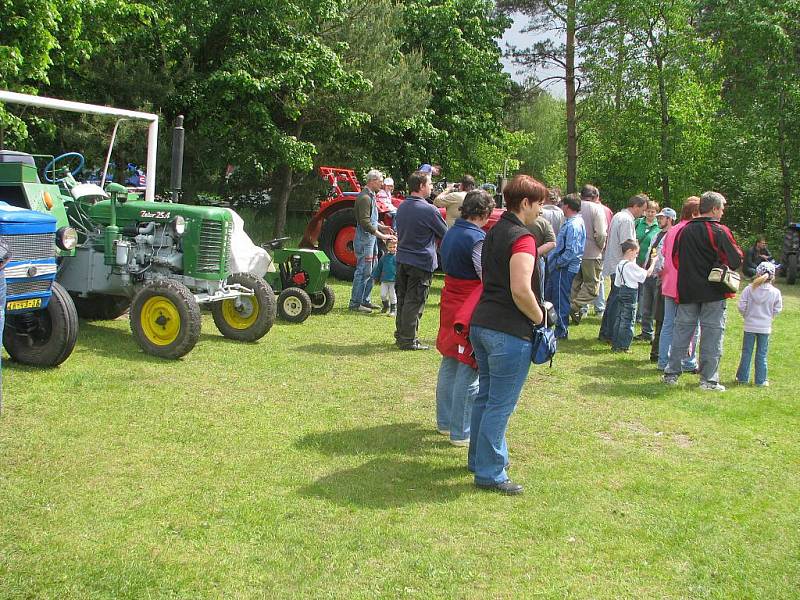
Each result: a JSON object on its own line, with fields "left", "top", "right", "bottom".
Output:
{"left": 0, "top": 202, "right": 79, "bottom": 366}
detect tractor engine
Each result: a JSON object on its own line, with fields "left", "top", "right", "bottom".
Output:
{"left": 121, "top": 220, "right": 184, "bottom": 276}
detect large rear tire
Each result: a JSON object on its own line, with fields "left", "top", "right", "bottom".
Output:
{"left": 277, "top": 287, "right": 312, "bottom": 323}
{"left": 130, "top": 280, "right": 201, "bottom": 359}
{"left": 318, "top": 208, "right": 356, "bottom": 280}
{"left": 3, "top": 282, "right": 79, "bottom": 367}
{"left": 787, "top": 253, "right": 798, "bottom": 284}
{"left": 310, "top": 284, "right": 336, "bottom": 315}
{"left": 211, "top": 272, "right": 276, "bottom": 341}
{"left": 73, "top": 293, "right": 130, "bottom": 320}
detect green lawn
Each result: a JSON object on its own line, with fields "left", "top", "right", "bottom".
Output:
{"left": 1, "top": 278, "right": 799, "bottom": 598}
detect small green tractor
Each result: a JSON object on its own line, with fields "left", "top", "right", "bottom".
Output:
{"left": 0, "top": 90, "right": 275, "bottom": 359}
{"left": 261, "top": 237, "right": 334, "bottom": 323}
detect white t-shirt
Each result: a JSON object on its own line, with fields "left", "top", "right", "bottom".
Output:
{"left": 615, "top": 259, "right": 648, "bottom": 289}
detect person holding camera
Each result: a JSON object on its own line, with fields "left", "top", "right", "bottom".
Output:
{"left": 434, "top": 174, "right": 476, "bottom": 226}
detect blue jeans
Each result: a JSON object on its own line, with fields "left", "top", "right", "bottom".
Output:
{"left": 546, "top": 268, "right": 577, "bottom": 338}
{"left": 736, "top": 332, "right": 770, "bottom": 385}
{"left": 658, "top": 297, "right": 698, "bottom": 371}
{"left": 599, "top": 281, "right": 620, "bottom": 340}
{"left": 468, "top": 325, "right": 532, "bottom": 485}
{"left": 666, "top": 300, "right": 726, "bottom": 384}
{"left": 0, "top": 272, "right": 4, "bottom": 404}
{"left": 435, "top": 356, "right": 479, "bottom": 442}
{"left": 349, "top": 232, "right": 377, "bottom": 309}
{"left": 611, "top": 286, "right": 638, "bottom": 350}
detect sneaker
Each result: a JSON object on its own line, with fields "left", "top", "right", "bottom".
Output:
{"left": 700, "top": 381, "right": 726, "bottom": 392}
{"left": 756, "top": 381, "right": 770, "bottom": 387}
{"left": 449, "top": 438, "right": 470, "bottom": 447}
{"left": 436, "top": 429, "right": 450, "bottom": 436}
{"left": 362, "top": 302, "right": 382, "bottom": 310}
{"left": 570, "top": 311, "right": 582, "bottom": 325}
{"left": 663, "top": 374, "right": 679, "bottom": 385}
{"left": 349, "top": 305, "right": 372, "bottom": 314}
{"left": 634, "top": 333, "right": 653, "bottom": 342}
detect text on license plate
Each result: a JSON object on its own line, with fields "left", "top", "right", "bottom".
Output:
{"left": 6, "top": 298, "right": 43, "bottom": 311}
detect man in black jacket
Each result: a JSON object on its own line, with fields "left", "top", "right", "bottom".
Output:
{"left": 663, "top": 191, "right": 742, "bottom": 391}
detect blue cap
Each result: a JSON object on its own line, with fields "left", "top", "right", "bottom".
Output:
{"left": 418, "top": 163, "right": 433, "bottom": 173}
{"left": 656, "top": 207, "right": 677, "bottom": 220}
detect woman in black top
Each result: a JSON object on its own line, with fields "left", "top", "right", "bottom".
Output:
{"left": 468, "top": 175, "right": 546, "bottom": 495}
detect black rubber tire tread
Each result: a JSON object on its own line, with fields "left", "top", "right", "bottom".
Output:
{"left": 277, "top": 286, "right": 312, "bottom": 323}
{"left": 318, "top": 207, "right": 356, "bottom": 281}
{"left": 787, "top": 253, "right": 798, "bottom": 284}
{"left": 211, "top": 272, "right": 276, "bottom": 341}
{"left": 310, "top": 283, "right": 336, "bottom": 315}
{"left": 129, "top": 279, "right": 201, "bottom": 359}
{"left": 3, "top": 282, "right": 79, "bottom": 367}
{"left": 73, "top": 293, "right": 130, "bottom": 320}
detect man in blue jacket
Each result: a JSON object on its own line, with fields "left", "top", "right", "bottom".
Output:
{"left": 394, "top": 170, "right": 448, "bottom": 350}
{"left": 545, "top": 193, "right": 585, "bottom": 339}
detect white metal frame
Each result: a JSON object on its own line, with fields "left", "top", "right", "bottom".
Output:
{"left": 0, "top": 90, "right": 158, "bottom": 201}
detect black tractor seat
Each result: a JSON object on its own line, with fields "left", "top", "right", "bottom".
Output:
{"left": 261, "top": 237, "right": 291, "bottom": 250}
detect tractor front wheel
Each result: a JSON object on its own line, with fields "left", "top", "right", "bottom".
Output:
{"left": 310, "top": 284, "right": 336, "bottom": 315}
{"left": 211, "top": 272, "right": 276, "bottom": 341}
{"left": 786, "top": 253, "right": 798, "bottom": 284}
{"left": 277, "top": 287, "right": 312, "bottom": 323}
{"left": 318, "top": 208, "right": 356, "bottom": 280}
{"left": 3, "top": 282, "right": 79, "bottom": 367}
{"left": 130, "top": 280, "right": 201, "bottom": 359}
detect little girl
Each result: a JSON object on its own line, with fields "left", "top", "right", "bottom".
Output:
{"left": 371, "top": 239, "right": 397, "bottom": 316}
{"left": 735, "top": 261, "right": 782, "bottom": 387}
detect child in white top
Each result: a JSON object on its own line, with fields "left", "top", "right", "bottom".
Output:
{"left": 611, "top": 239, "right": 656, "bottom": 351}
{"left": 735, "top": 261, "right": 782, "bottom": 386}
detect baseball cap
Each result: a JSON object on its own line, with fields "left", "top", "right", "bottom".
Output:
{"left": 756, "top": 261, "right": 776, "bottom": 278}
{"left": 656, "top": 207, "right": 677, "bottom": 220}
{"left": 418, "top": 163, "right": 433, "bottom": 173}
{"left": 383, "top": 177, "right": 394, "bottom": 186}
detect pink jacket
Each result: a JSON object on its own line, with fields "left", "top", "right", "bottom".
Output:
{"left": 660, "top": 220, "right": 687, "bottom": 299}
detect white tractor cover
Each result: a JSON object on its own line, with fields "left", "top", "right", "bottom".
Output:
{"left": 225, "top": 208, "right": 273, "bottom": 277}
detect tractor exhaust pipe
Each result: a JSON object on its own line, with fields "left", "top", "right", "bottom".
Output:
{"left": 171, "top": 115, "right": 185, "bottom": 202}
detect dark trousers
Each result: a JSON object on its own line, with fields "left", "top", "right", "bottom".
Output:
{"left": 394, "top": 263, "right": 432, "bottom": 347}
{"left": 599, "top": 281, "right": 620, "bottom": 340}
{"left": 651, "top": 289, "right": 665, "bottom": 361}
{"left": 611, "top": 286, "right": 638, "bottom": 350}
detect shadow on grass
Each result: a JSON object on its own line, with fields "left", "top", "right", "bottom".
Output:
{"left": 295, "top": 422, "right": 437, "bottom": 456}
{"left": 578, "top": 379, "right": 672, "bottom": 399}
{"left": 295, "top": 423, "right": 472, "bottom": 507}
{"left": 295, "top": 341, "right": 391, "bottom": 356}
{"left": 555, "top": 335, "right": 608, "bottom": 356}
{"left": 578, "top": 358, "right": 655, "bottom": 380}
{"left": 297, "top": 457, "right": 470, "bottom": 508}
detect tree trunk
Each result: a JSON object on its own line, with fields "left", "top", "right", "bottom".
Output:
{"left": 777, "top": 98, "right": 793, "bottom": 224}
{"left": 656, "top": 52, "right": 670, "bottom": 206}
{"left": 272, "top": 163, "right": 293, "bottom": 238}
{"left": 272, "top": 120, "right": 304, "bottom": 238}
{"left": 565, "top": 0, "right": 578, "bottom": 193}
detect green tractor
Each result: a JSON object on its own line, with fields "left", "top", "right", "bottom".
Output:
{"left": 0, "top": 90, "right": 275, "bottom": 359}
{"left": 261, "top": 237, "right": 335, "bottom": 323}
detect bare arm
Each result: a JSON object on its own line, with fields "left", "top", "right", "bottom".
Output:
{"left": 510, "top": 253, "right": 543, "bottom": 325}
{"left": 538, "top": 241, "right": 556, "bottom": 256}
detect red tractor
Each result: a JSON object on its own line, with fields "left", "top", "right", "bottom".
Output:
{"left": 300, "top": 166, "right": 503, "bottom": 280}
{"left": 300, "top": 167, "right": 403, "bottom": 280}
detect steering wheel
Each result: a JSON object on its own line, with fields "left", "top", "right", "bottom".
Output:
{"left": 43, "top": 152, "right": 86, "bottom": 183}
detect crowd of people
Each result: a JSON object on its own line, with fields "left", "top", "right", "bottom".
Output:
{"left": 348, "top": 168, "right": 784, "bottom": 495}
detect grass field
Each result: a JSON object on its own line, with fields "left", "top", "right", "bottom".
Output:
{"left": 1, "top": 277, "right": 799, "bottom": 599}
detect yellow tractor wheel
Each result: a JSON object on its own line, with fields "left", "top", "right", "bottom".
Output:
{"left": 130, "top": 280, "right": 201, "bottom": 359}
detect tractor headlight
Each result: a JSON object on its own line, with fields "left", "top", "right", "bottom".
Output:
{"left": 56, "top": 226, "right": 78, "bottom": 250}
{"left": 171, "top": 215, "right": 186, "bottom": 237}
